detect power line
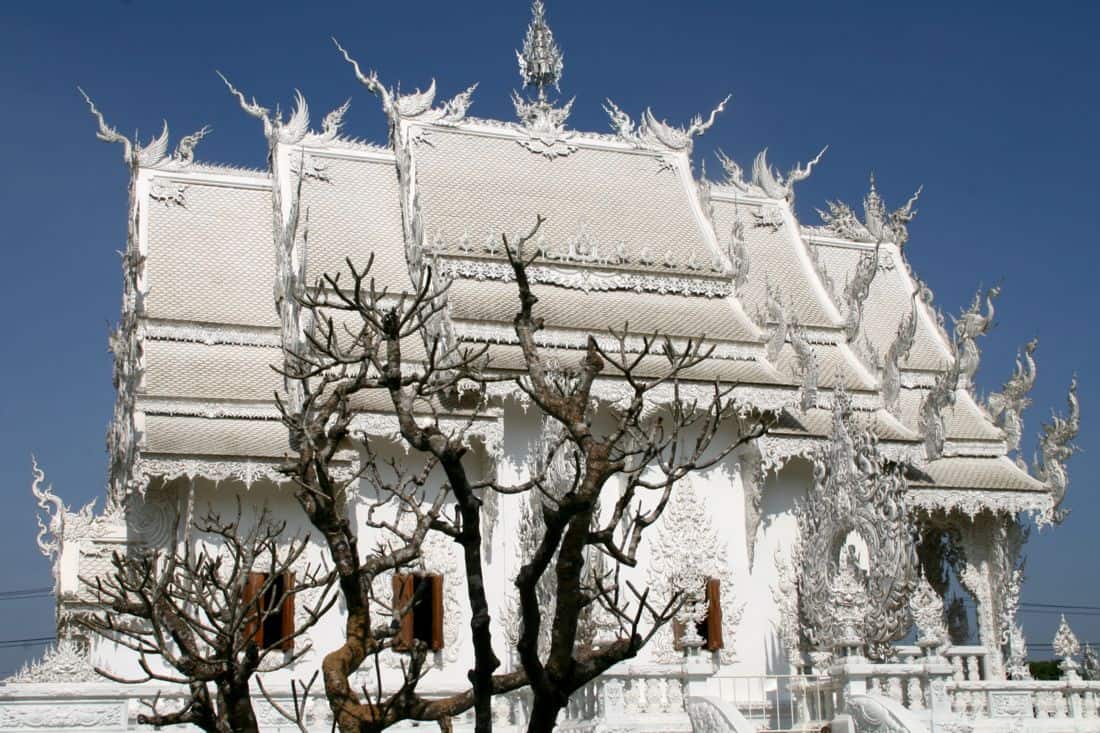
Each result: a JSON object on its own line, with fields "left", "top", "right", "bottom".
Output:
{"left": 1021, "top": 602, "right": 1100, "bottom": 612}
{"left": 0, "top": 636, "right": 55, "bottom": 650}
{"left": 0, "top": 588, "right": 52, "bottom": 601}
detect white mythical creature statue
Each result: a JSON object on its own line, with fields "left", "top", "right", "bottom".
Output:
{"left": 986, "top": 338, "right": 1038, "bottom": 457}
{"left": 953, "top": 284, "right": 1001, "bottom": 387}
{"left": 1033, "top": 376, "right": 1080, "bottom": 522}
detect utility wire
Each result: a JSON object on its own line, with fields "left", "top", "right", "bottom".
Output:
{"left": 0, "top": 636, "right": 55, "bottom": 649}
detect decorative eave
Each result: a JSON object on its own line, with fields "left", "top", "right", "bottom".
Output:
{"left": 134, "top": 455, "right": 295, "bottom": 491}
{"left": 453, "top": 319, "right": 769, "bottom": 364}
{"left": 906, "top": 487, "right": 1053, "bottom": 526}
{"left": 141, "top": 320, "right": 282, "bottom": 349}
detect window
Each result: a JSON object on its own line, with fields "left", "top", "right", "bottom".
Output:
{"left": 243, "top": 572, "right": 295, "bottom": 651}
{"left": 392, "top": 573, "right": 444, "bottom": 651}
{"left": 673, "top": 577, "right": 723, "bottom": 652}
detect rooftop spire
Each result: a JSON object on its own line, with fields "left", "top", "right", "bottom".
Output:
{"left": 517, "top": 1, "right": 564, "bottom": 101}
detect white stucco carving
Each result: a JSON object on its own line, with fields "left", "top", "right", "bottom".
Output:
{"left": 647, "top": 477, "right": 743, "bottom": 664}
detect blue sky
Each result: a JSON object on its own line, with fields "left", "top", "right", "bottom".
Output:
{"left": 0, "top": 0, "right": 1097, "bottom": 675}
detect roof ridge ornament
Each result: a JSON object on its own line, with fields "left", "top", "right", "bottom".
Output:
{"left": 517, "top": 0, "right": 564, "bottom": 101}
{"left": 511, "top": 1, "right": 575, "bottom": 153}
{"left": 79, "top": 88, "right": 211, "bottom": 170}
{"left": 752, "top": 146, "right": 827, "bottom": 203}
{"left": 333, "top": 40, "right": 477, "bottom": 130}
{"left": 604, "top": 96, "right": 730, "bottom": 153}
{"left": 817, "top": 174, "right": 922, "bottom": 246}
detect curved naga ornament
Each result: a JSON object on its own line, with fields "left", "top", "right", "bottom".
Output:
{"left": 795, "top": 391, "right": 918, "bottom": 659}
{"left": 844, "top": 242, "right": 881, "bottom": 342}
{"left": 986, "top": 338, "right": 1038, "bottom": 457}
{"left": 751, "top": 147, "right": 827, "bottom": 203}
{"left": 1033, "top": 376, "right": 1080, "bottom": 522}
{"left": 846, "top": 694, "right": 925, "bottom": 733}
{"left": 882, "top": 295, "right": 918, "bottom": 417}
{"left": 919, "top": 354, "right": 961, "bottom": 461}
{"left": 219, "top": 76, "right": 316, "bottom": 421}
{"left": 604, "top": 96, "right": 730, "bottom": 153}
{"left": 30, "top": 456, "right": 64, "bottom": 562}
{"left": 953, "top": 285, "right": 1000, "bottom": 388}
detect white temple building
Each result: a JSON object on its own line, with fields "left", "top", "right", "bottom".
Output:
{"left": 1, "top": 3, "right": 1091, "bottom": 732}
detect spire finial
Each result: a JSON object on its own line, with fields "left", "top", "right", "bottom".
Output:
{"left": 517, "top": 1, "right": 564, "bottom": 101}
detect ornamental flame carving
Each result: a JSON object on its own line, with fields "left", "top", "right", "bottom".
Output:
{"left": 1033, "top": 376, "right": 1080, "bottom": 522}
{"left": 30, "top": 456, "right": 63, "bottom": 563}
{"left": 987, "top": 338, "right": 1038, "bottom": 457}
{"left": 795, "top": 391, "right": 918, "bottom": 658}
{"left": 909, "top": 574, "right": 948, "bottom": 649}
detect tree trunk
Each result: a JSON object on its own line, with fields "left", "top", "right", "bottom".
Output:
{"left": 216, "top": 680, "right": 260, "bottom": 733}
{"left": 526, "top": 698, "right": 564, "bottom": 733}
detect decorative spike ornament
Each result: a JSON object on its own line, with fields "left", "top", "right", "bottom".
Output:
{"left": 1054, "top": 614, "right": 1081, "bottom": 679}
{"left": 517, "top": 1, "right": 564, "bottom": 101}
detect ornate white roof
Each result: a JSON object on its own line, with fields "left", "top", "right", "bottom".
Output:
{"left": 74, "top": 4, "right": 1076, "bottom": 517}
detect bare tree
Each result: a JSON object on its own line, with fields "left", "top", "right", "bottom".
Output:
{"left": 497, "top": 220, "right": 773, "bottom": 731}
{"left": 279, "top": 251, "right": 527, "bottom": 733}
{"left": 278, "top": 215, "right": 774, "bottom": 733}
{"left": 78, "top": 506, "right": 337, "bottom": 733}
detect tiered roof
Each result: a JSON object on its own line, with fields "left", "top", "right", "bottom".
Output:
{"left": 84, "top": 2, "right": 1076, "bottom": 523}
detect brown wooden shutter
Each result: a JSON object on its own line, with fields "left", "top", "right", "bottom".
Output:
{"left": 243, "top": 572, "right": 267, "bottom": 647}
{"left": 429, "top": 574, "right": 445, "bottom": 651}
{"left": 278, "top": 572, "right": 295, "bottom": 651}
{"left": 392, "top": 573, "right": 414, "bottom": 651}
{"left": 705, "top": 578, "right": 723, "bottom": 651}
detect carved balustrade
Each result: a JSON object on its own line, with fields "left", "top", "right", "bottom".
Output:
{"left": 713, "top": 674, "right": 835, "bottom": 731}
{"left": 946, "top": 680, "right": 1100, "bottom": 727}
{"left": 556, "top": 669, "right": 690, "bottom": 732}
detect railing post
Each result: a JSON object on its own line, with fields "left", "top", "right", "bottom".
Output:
{"left": 920, "top": 641, "right": 956, "bottom": 730}
{"left": 681, "top": 635, "right": 714, "bottom": 699}
{"left": 599, "top": 677, "right": 626, "bottom": 723}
